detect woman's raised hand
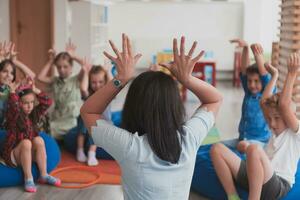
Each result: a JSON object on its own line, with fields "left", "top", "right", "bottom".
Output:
{"left": 103, "top": 34, "right": 142, "bottom": 83}
{"left": 160, "top": 36, "right": 204, "bottom": 84}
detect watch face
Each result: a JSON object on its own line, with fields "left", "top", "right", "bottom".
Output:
{"left": 113, "top": 79, "right": 122, "bottom": 88}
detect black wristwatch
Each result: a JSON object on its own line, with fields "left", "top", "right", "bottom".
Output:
{"left": 112, "top": 78, "right": 123, "bottom": 89}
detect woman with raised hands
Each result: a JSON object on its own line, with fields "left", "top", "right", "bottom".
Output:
{"left": 81, "top": 34, "right": 222, "bottom": 200}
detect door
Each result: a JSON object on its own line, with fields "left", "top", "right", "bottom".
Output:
{"left": 10, "top": 0, "right": 54, "bottom": 84}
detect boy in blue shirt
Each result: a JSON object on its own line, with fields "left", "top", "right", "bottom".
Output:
{"left": 229, "top": 39, "right": 274, "bottom": 152}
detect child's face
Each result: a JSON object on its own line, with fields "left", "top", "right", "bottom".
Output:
{"left": 0, "top": 64, "right": 14, "bottom": 85}
{"left": 90, "top": 72, "right": 106, "bottom": 92}
{"left": 264, "top": 107, "right": 287, "bottom": 135}
{"left": 56, "top": 59, "right": 72, "bottom": 79}
{"left": 20, "top": 93, "right": 35, "bottom": 115}
{"left": 247, "top": 73, "right": 262, "bottom": 95}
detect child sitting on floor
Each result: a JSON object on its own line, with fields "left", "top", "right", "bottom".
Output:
{"left": 230, "top": 39, "right": 274, "bottom": 151}
{"left": 37, "top": 42, "right": 85, "bottom": 140}
{"left": 0, "top": 80, "right": 60, "bottom": 193}
{"left": 76, "top": 59, "right": 113, "bottom": 166}
{"left": 0, "top": 41, "right": 36, "bottom": 128}
{"left": 211, "top": 53, "right": 300, "bottom": 200}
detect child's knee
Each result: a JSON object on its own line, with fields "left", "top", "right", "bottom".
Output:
{"left": 21, "top": 139, "right": 32, "bottom": 150}
{"left": 210, "top": 143, "right": 225, "bottom": 156}
{"left": 33, "top": 136, "right": 45, "bottom": 146}
{"left": 246, "top": 144, "right": 261, "bottom": 158}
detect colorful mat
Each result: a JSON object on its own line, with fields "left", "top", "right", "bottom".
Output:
{"left": 50, "top": 150, "right": 121, "bottom": 188}
{"left": 51, "top": 126, "right": 220, "bottom": 188}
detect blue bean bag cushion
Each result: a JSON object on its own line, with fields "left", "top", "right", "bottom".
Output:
{"left": 192, "top": 142, "right": 300, "bottom": 200}
{"left": 64, "top": 126, "right": 114, "bottom": 160}
{"left": 0, "top": 130, "right": 60, "bottom": 187}
{"left": 63, "top": 111, "right": 122, "bottom": 160}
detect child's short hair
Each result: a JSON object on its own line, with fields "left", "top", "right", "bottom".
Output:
{"left": 54, "top": 52, "right": 73, "bottom": 66}
{"left": 246, "top": 63, "right": 259, "bottom": 76}
{"left": 262, "top": 92, "right": 296, "bottom": 112}
{"left": 263, "top": 93, "right": 281, "bottom": 110}
{"left": 89, "top": 65, "right": 108, "bottom": 83}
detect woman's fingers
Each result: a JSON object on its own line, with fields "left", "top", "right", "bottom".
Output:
{"left": 109, "top": 40, "right": 121, "bottom": 59}
{"left": 127, "top": 36, "right": 133, "bottom": 57}
{"left": 180, "top": 36, "right": 185, "bottom": 57}
{"left": 188, "top": 41, "right": 197, "bottom": 58}
{"left": 103, "top": 51, "right": 117, "bottom": 63}
{"left": 192, "top": 50, "right": 205, "bottom": 63}
{"left": 134, "top": 53, "right": 142, "bottom": 63}
{"left": 173, "top": 38, "right": 179, "bottom": 60}
{"left": 122, "top": 33, "right": 128, "bottom": 56}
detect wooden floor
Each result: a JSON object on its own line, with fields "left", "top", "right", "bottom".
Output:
{"left": 0, "top": 81, "right": 243, "bottom": 200}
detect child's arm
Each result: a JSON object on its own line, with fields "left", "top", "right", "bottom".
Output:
{"left": 37, "top": 49, "right": 56, "bottom": 84}
{"left": 162, "top": 37, "right": 223, "bottom": 118}
{"left": 12, "top": 59, "right": 36, "bottom": 79}
{"left": 8, "top": 43, "right": 36, "bottom": 79}
{"left": 6, "top": 82, "right": 21, "bottom": 123}
{"left": 260, "top": 62, "right": 278, "bottom": 103}
{"left": 279, "top": 53, "right": 300, "bottom": 132}
{"left": 35, "top": 92, "right": 53, "bottom": 116}
{"left": 250, "top": 43, "right": 268, "bottom": 75}
{"left": 230, "top": 39, "right": 249, "bottom": 75}
{"left": 65, "top": 41, "right": 86, "bottom": 82}
{"left": 80, "top": 58, "right": 92, "bottom": 98}
{"left": 81, "top": 34, "right": 142, "bottom": 133}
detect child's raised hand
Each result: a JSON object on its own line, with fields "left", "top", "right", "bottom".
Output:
{"left": 160, "top": 36, "right": 204, "bottom": 84}
{"left": 8, "top": 81, "right": 20, "bottom": 93}
{"left": 31, "top": 80, "right": 41, "bottom": 94}
{"left": 251, "top": 43, "right": 264, "bottom": 56}
{"left": 48, "top": 48, "right": 56, "bottom": 61}
{"left": 9, "top": 43, "right": 18, "bottom": 62}
{"left": 65, "top": 40, "right": 77, "bottom": 58}
{"left": 264, "top": 62, "right": 278, "bottom": 77}
{"left": 103, "top": 33, "right": 142, "bottom": 83}
{"left": 287, "top": 53, "right": 300, "bottom": 74}
{"left": 229, "top": 39, "right": 248, "bottom": 48}
{"left": 82, "top": 57, "right": 92, "bottom": 73}
{"left": 0, "top": 41, "right": 14, "bottom": 59}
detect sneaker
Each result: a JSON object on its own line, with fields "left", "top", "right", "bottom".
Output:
{"left": 38, "top": 175, "right": 61, "bottom": 187}
{"left": 24, "top": 179, "right": 37, "bottom": 193}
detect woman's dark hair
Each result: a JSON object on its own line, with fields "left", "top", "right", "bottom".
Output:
{"left": 121, "top": 71, "right": 186, "bottom": 164}
{"left": 15, "top": 89, "right": 40, "bottom": 133}
{"left": 88, "top": 65, "right": 108, "bottom": 94}
{"left": 0, "top": 59, "right": 17, "bottom": 82}
{"left": 54, "top": 52, "right": 73, "bottom": 66}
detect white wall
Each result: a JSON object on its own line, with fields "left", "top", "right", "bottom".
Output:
{"left": 0, "top": 0, "right": 10, "bottom": 41}
{"left": 108, "top": 1, "right": 244, "bottom": 70}
{"left": 243, "top": 0, "right": 280, "bottom": 53}
{"left": 54, "top": 0, "right": 70, "bottom": 51}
